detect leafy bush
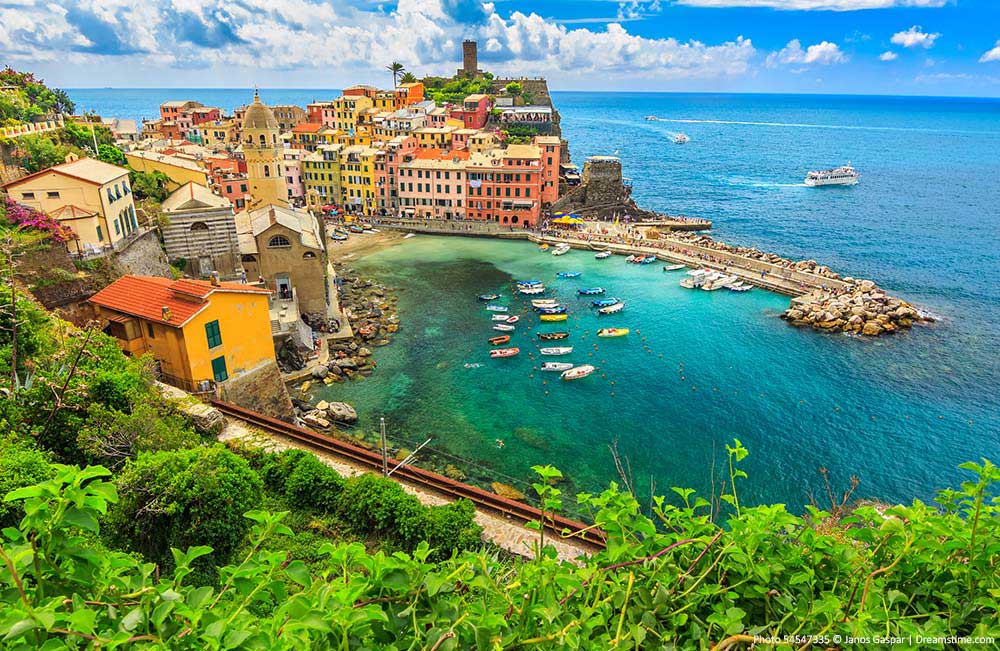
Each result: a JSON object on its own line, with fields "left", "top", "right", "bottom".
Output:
{"left": 129, "top": 169, "right": 171, "bottom": 202}
{"left": 3, "top": 195, "right": 74, "bottom": 242}
{"left": 107, "top": 446, "right": 263, "bottom": 575}
{"left": 284, "top": 453, "right": 344, "bottom": 511}
{"left": 0, "top": 437, "right": 53, "bottom": 528}
{"left": 77, "top": 401, "right": 202, "bottom": 469}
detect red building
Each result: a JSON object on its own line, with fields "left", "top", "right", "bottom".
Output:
{"left": 465, "top": 144, "right": 543, "bottom": 228}
{"left": 307, "top": 101, "right": 336, "bottom": 128}
{"left": 534, "top": 136, "right": 562, "bottom": 207}
{"left": 450, "top": 94, "right": 490, "bottom": 130}
{"left": 189, "top": 106, "right": 223, "bottom": 125}
{"left": 216, "top": 175, "right": 250, "bottom": 212}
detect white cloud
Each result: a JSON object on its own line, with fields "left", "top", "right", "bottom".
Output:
{"left": 879, "top": 50, "right": 897, "bottom": 61}
{"left": 981, "top": 41, "right": 1000, "bottom": 63}
{"left": 766, "top": 39, "right": 848, "bottom": 67}
{"left": 676, "top": 0, "right": 947, "bottom": 9}
{"left": 890, "top": 26, "right": 940, "bottom": 49}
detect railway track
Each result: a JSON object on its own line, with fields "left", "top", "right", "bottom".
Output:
{"left": 210, "top": 399, "right": 607, "bottom": 549}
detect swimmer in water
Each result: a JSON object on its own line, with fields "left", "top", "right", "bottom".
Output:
{"left": 496, "top": 439, "right": 505, "bottom": 449}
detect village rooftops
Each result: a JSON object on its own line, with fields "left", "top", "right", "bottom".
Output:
{"left": 534, "top": 135, "right": 561, "bottom": 145}
{"left": 503, "top": 144, "right": 542, "bottom": 159}
{"left": 126, "top": 149, "right": 206, "bottom": 173}
{"left": 89, "top": 275, "right": 269, "bottom": 328}
{"left": 2, "top": 157, "right": 128, "bottom": 189}
{"left": 242, "top": 203, "right": 324, "bottom": 251}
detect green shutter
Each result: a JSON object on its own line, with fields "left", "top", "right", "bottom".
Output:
{"left": 205, "top": 320, "right": 222, "bottom": 348}
{"left": 211, "top": 356, "right": 228, "bottom": 383}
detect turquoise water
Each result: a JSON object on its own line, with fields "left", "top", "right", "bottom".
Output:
{"left": 70, "top": 89, "right": 999, "bottom": 505}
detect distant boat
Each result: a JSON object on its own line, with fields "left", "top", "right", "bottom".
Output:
{"left": 598, "top": 302, "right": 625, "bottom": 315}
{"left": 540, "top": 346, "right": 573, "bottom": 356}
{"left": 485, "top": 304, "right": 508, "bottom": 312}
{"left": 490, "top": 347, "right": 519, "bottom": 358}
{"left": 538, "top": 331, "right": 569, "bottom": 340}
{"left": 488, "top": 335, "right": 511, "bottom": 345}
{"left": 597, "top": 328, "right": 629, "bottom": 338}
{"left": 578, "top": 287, "right": 605, "bottom": 295}
{"left": 493, "top": 323, "right": 516, "bottom": 332}
{"left": 330, "top": 233, "right": 348, "bottom": 241}
{"left": 491, "top": 314, "right": 509, "bottom": 321}
{"left": 674, "top": 133, "right": 689, "bottom": 144}
{"left": 478, "top": 293, "right": 499, "bottom": 301}
{"left": 561, "top": 365, "right": 596, "bottom": 380}
{"left": 557, "top": 271, "right": 581, "bottom": 278}
{"left": 505, "top": 315, "right": 520, "bottom": 324}
{"left": 516, "top": 279, "right": 542, "bottom": 287}
{"left": 540, "top": 313, "right": 568, "bottom": 322}
{"left": 541, "top": 361, "right": 574, "bottom": 372}
{"left": 537, "top": 306, "right": 566, "bottom": 315}
{"left": 595, "top": 250, "right": 612, "bottom": 259}
{"left": 551, "top": 244, "right": 571, "bottom": 256}
{"left": 519, "top": 286, "right": 546, "bottom": 295}
{"left": 531, "top": 299, "right": 559, "bottom": 308}
{"left": 663, "top": 264, "right": 686, "bottom": 272}
{"left": 644, "top": 116, "right": 659, "bottom": 121}
{"left": 639, "top": 256, "right": 656, "bottom": 264}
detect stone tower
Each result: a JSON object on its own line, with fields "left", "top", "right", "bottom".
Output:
{"left": 242, "top": 90, "right": 287, "bottom": 210}
{"left": 462, "top": 40, "right": 479, "bottom": 77}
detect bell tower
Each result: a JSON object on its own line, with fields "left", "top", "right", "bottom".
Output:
{"left": 242, "top": 90, "right": 287, "bottom": 210}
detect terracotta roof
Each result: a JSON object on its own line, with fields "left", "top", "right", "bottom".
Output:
{"left": 89, "top": 275, "right": 269, "bottom": 328}
{"left": 2, "top": 157, "right": 128, "bottom": 189}
{"left": 292, "top": 122, "right": 324, "bottom": 133}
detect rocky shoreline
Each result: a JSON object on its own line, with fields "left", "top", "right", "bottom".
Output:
{"left": 781, "top": 279, "right": 930, "bottom": 336}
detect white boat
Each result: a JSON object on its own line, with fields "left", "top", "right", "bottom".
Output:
{"left": 804, "top": 162, "right": 859, "bottom": 187}
{"left": 644, "top": 115, "right": 659, "bottom": 121}
{"left": 598, "top": 302, "right": 625, "bottom": 315}
{"left": 680, "top": 269, "right": 711, "bottom": 289}
{"left": 493, "top": 324, "right": 516, "bottom": 332}
{"left": 519, "top": 286, "right": 546, "bottom": 295}
{"left": 531, "top": 299, "right": 558, "bottom": 307}
{"left": 702, "top": 274, "right": 738, "bottom": 291}
{"left": 663, "top": 264, "right": 686, "bottom": 272}
{"left": 595, "top": 250, "right": 612, "bottom": 259}
{"left": 730, "top": 284, "right": 752, "bottom": 292}
{"left": 491, "top": 314, "right": 509, "bottom": 321}
{"left": 551, "top": 244, "right": 571, "bottom": 256}
{"left": 485, "top": 304, "right": 508, "bottom": 312}
{"left": 561, "top": 365, "right": 596, "bottom": 381}
{"left": 505, "top": 315, "right": 520, "bottom": 324}
{"left": 403, "top": 233, "right": 416, "bottom": 239}
{"left": 541, "top": 361, "right": 574, "bottom": 372}
{"left": 673, "top": 133, "right": 689, "bottom": 144}
{"left": 539, "top": 346, "right": 573, "bottom": 356}
{"left": 625, "top": 255, "right": 636, "bottom": 263}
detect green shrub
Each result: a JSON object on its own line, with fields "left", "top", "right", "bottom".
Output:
{"left": 0, "top": 437, "right": 53, "bottom": 528}
{"left": 284, "top": 453, "right": 343, "bottom": 511}
{"left": 107, "top": 445, "right": 263, "bottom": 576}
{"left": 337, "top": 472, "right": 414, "bottom": 535}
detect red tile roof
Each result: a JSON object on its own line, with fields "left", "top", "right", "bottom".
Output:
{"left": 292, "top": 122, "right": 325, "bottom": 133}
{"left": 89, "top": 275, "right": 270, "bottom": 327}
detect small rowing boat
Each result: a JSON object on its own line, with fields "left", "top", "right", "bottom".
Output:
{"left": 551, "top": 244, "right": 571, "bottom": 256}
{"left": 485, "top": 304, "right": 508, "bottom": 312}
{"left": 540, "top": 313, "right": 568, "bottom": 322}
{"left": 561, "top": 364, "right": 596, "bottom": 380}
{"left": 556, "top": 271, "right": 581, "bottom": 278}
{"left": 488, "top": 335, "right": 511, "bottom": 345}
{"left": 491, "top": 314, "right": 509, "bottom": 321}
{"left": 663, "top": 264, "right": 686, "bottom": 272}
{"left": 595, "top": 250, "right": 612, "bottom": 259}
{"left": 598, "top": 302, "right": 625, "bottom": 315}
{"left": 537, "top": 306, "right": 567, "bottom": 315}
{"left": 539, "top": 244, "right": 549, "bottom": 251}
{"left": 597, "top": 328, "right": 629, "bottom": 338}
{"left": 625, "top": 255, "right": 636, "bottom": 263}
{"left": 493, "top": 323, "right": 516, "bottom": 332}
{"left": 490, "top": 347, "right": 519, "bottom": 359}
{"left": 578, "top": 287, "right": 605, "bottom": 295}
{"left": 330, "top": 233, "right": 348, "bottom": 241}
{"left": 505, "top": 315, "right": 520, "bottom": 324}
{"left": 349, "top": 225, "right": 364, "bottom": 233}
{"left": 592, "top": 297, "right": 619, "bottom": 307}
{"left": 640, "top": 256, "right": 656, "bottom": 264}
{"left": 538, "top": 331, "right": 569, "bottom": 340}
{"left": 478, "top": 293, "right": 499, "bottom": 301}
{"left": 516, "top": 279, "right": 541, "bottom": 287}
{"left": 541, "top": 361, "right": 573, "bottom": 372}
{"left": 531, "top": 299, "right": 558, "bottom": 308}
{"left": 540, "top": 346, "right": 573, "bottom": 356}
{"left": 519, "top": 286, "right": 546, "bottom": 295}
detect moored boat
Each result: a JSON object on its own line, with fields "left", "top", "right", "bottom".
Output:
{"left": 556, "top": 271, "right": 581, "bottom": 278}
{"left": 578, "top": 287, "right": 605, "bottom": 295}
{"left": 541, "top": 361, "right": 574, "bottom": 372}
{"left": 538, "top": 331, "right": 569, "bottom": 340}
{"left": 519, "top": 286, "right": 546, "bottom": 295}
{"left": 485, "top": 304, "right": 508, "bottom": 312}
{"left": 489, "top": 347, "right": 519, "bottom": 359}
{"left": 330, "top": 233, "right": 348, "bottom": 241}
{"left": 625, "top": 255, "right": 636, "bottom": 263}
{"left": 539, "top": 244, "right": 549, "bottom": 251}
{"left": 663, "top": 264, "right": 686, "bottom": 271}
{"left": 478, "top": 293, "right": 500, "bottom": 301}
{"left": 493, "top": 324, "right": 516, "bottom": 332}
{"left": 561, "top": 364, "right": 596, "bottom": 380}
{"left": 515, "top": 279, "right": 541, "bottom": 287}
{"left": 537, "top": 306, "right": 567, "bottom": 315}
{"left": 531, "top": 299, "right": 558, "bottom": 308}
{"left": 595, "top": 250, "right": 612, "bottom": 259}
{"left": 680, "top": 269, "right": 711, "bottom": 289}
{"left": 598, "top": 302, "right": 625, "bottom": 315}
{"left": 703, "top": 274, "right": 738, "bottom": 291}
{"left": 551, "top": 244, "right": 571, "bottom": 256}
{"left": 639, "top": 256, "right": 656, "bottom": 264}
{"left": 540, "top": 313, "right": 568, "bottom": 322}
{"left": 505, "top": 315, "right": 520, "bottom": 324}
{"left": 597, "top": 328, "right": 629, "bottom": 338}
{"left": 540, "top": 346, "right": 573, "bottom": 356}
{"left": 349, "top": 225, "right": 364, "bottom": 233}
{"left": 488, "top": 335, "right": 511, "bottom": 345}
{"left": 592, "top": 297, "right": 619, "bottom": 307}
{"left": 730, "top": 284, "right": 752, "bottom": 292}
{"left": 491, "top": 314, "right": 509, "bottom": 321}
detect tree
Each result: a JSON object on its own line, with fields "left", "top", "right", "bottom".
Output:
{"left": 0, "top": 438, "right": 53, "bottom": 528}
{"left": 399, "top": 71, "right": 418, "bottom": 84}
{"left": 96, "top": 143, "right": 126, "bottom": 167}
{"left": 61, "top": 120, "right": 113, "bottom": 152}
{"left": 386, "top": 61, "right": 405, "bottom": 87}
{"left": 107, "top": 446, "right": 263, "bottom": 575}
{"left": 129, "top": 168, "right": 170, "bottom": 202}
{"left": 12, "top": 133, "right": 71, "bottom": 173}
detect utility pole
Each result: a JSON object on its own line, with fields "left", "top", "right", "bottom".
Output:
{"left": 380, "top": 416, "right": 388, "bottom": 476}
{"left": 387, "top": 437, "right": 431, "bottom": 478}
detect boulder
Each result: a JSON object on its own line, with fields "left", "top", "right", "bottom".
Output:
{"left": 862, "top": 321, "right": 883, "bottom": 336}
{"left": 357, "top": 347, "right": 372, "bottom": 357}
{"left": 300, "top": 381, "right": 311, "bottom": 393}
{"left": 328, "top": 363, "right": 344, "bottom": 376}
{"left": 311, "top": 365, "right": 329, "bottom": 379}
{"left": 327, "top": 402, "right": 358, "bottom": 425}
{"left": 315, "top": 400, "right": 329, "bottom": 411}
{"left": 303, "top": 412, "right": 330, "bottom": 429}
{"left": 847, "top": 314, "right": 863, "bottom": 326}
{"left": 334, "top": 358, "right": 358, "bottom": 370}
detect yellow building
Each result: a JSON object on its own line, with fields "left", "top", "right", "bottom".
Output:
{"left": 339, "top": 145, "right": 380, "bottom": 215}
{"left": 302, "top": 144, "right": 343, "bottom": 205}
{"left": 414, "top": 126, "right": 457, "bottom": 150}
{"left": 2, "top": 157, "right": 140, "bottom": 255}
{"left": 242, "top": 91, "right": 288, "bottom": 210}
{"left": 125, "top": 150, "right": 211, "bottom": 190}
{"left": 89, "top": 275, "right": 275, "bottom": 392}
{"left": 332, "top": 95, "right": 374, "bottom": 134}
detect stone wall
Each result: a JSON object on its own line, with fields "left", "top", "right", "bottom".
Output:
{"left": 113, "top": 229, "right": 173, "bottom": 277}
{"left": 218, "top": 359, "right": 295, "bottom": 422}
{"left": 551, "top": 158, "right": 655, "bottom": 221}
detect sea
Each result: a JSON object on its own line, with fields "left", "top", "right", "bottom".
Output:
{"left": 68, "top": 89, "right": 1000, "bottom": 509}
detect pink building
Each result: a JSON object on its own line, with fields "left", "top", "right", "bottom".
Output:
{"left": 283, "top": 147, "right": 305, "bottom": 202}
{"left": 465, "top": 144, "right": 543, "bottom": 228}
{"left": 382, "top": 135, "right": 418, "bottom": 213}
{"left": 307, "top": 101, "right": 337, "bottom": 129}
{"left": 534, "top": 136, "right": 562, "bottom": 207}
{"left": 398, "top": 149, "right": 469, "bottom": 219}
{"left": 451, "top": 94, "right": 490, "bottom": 130}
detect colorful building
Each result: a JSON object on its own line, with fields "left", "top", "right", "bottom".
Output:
{"left": 398, "top": 149, "right": 469, "bottom": 219}
{"left": 465, "top": 144, "right": 543, "bottom": 227}
{"left": 89, "top": 275, "right": 274, "bottom": 392}
{"left": 332, "top": 95, "right": 374, "bottom": 134}
{"left": 451, "top": 93, "right": 491, "bottom": 130}
{"left": 160, "top": 182, "right": 240, "bottom": 276}
{"left": 125, "top": 150, "right": 211, "bottom": 190}
{"left": 395, "top": 82, "right": 425, "bottom": 106}
{"left": 302, "top": 144, "right": 343, "bottom": 205}
{"left": 2, "top": 157, "right": 139, "bottom": 256}
{"left": 382, "top": 135, "right": 418, "bottom": 213}
{"left": 282, "top": 147, "right": 305, "bottom": 201}
{"left": 339, "top": 145, "right": 380, "bottom": 215}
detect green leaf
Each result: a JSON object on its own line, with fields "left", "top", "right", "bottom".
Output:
{"left": 63, "top": 506, "right": 99, "bottom": 532}
{"left": 284, "top": 560, "right": 311, "bottom": 587}
{"left": 2, "top": 619, "right": 35, "bottom": 641}
{"left": 121, "top": 607, "right": 144, "bottom": 632}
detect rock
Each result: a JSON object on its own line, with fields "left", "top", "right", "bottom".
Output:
{"left": 357, "top": 347, "right": 372, "bottom": 357}
{"left": 300, "top": 381, "right": 311, "bottom": 393}
{"left": 303, "top": 413, "right": 330, "bottom": 429}
{"left": 334, "top": 358, "right": 358, "bottom": 370}
{"left": 311, "top": 365, "right": 329, "bottom": 379}
{"left": 492, "top": 482, "right": 526, "bottom": 501}
{"left": 328, "top": 363, "right": 344, "bottom": 375}
{"left": 326, "top": 402, "right": 358, "bottom": 425}
{"left": 315, "top": 400, "right": 329, "bottom": 411}
{"left": 847, "top": 314, "right": 863, "bottom": 326}
{"left": 444, "top": 464, "right": 467, "bottom": 481}
{"left": 898, "top": 318, "right": 913, "bottom": 328}
{"left": 862, "top": 321, "right": 883, "bottom": 336}
{"left": 783, "top": 309, "right": 804, "bottom": 321}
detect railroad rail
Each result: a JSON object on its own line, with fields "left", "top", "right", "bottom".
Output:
{"left": 210, "top": 399, "right": 607, "bottom": 550}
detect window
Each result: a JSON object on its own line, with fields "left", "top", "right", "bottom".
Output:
{"left": 268, "top": 235, "right": 291, "bottom": 248}
{"left": 303, "top": 251, "right": 317, "bottom": 259}
{"left": 190, "top": 222, "right": 209, "bottom": 232}
{"left": 264, "top": 165, "right": 271, "bottom": 177}
{"left": 47, "top": 191, "right": 60, "bottom": 199}
{"left": 114, "top": 220, "right": 120, "bottom": 235}
{"left": 240, "top": 184, "right": 247, "bottom": 192}
{"left": 211, "top": 356, "right": 228, "bottom": 383}
{"left": 146, "top": 323, "right": 155, "bottom": 338}
{"left": 205, "top": 320, "right": 222, "bottom": 348}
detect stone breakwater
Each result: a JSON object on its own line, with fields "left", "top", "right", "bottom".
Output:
{"left": 781, "top": 279, "right": 929, "bottom": 336}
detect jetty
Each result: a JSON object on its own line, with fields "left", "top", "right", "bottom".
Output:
{"left": 375, "top": 217, "right": 927, "bottom": 337}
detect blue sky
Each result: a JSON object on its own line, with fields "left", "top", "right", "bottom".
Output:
{"left": 2, "top": 0, "right": 999, "bottom": 96}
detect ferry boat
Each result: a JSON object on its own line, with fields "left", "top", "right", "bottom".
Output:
{"left": 541, "top": 361, "right": 574, "bottom": 372}
{"left": 804, "top": 162, "right": 859, "bottom": 187}
{"left": 551, "top": 244, "right": 571, "bottom": 256}
{"left": 595, "top": 250, "right": 612, "bottom": 259}
{"left": 538, "top": 331, "right": 569, "bottom": 340}
{"left": 490, "top": 347, "right": 519, "bottom": 359}
{"left": 540, "top": 313, "right": 568, "bottom": 322}
{"left": 673, "top": 133, "right": 689, "bottom": 144}
{"left": 598, "top": 302, "right": 625, "bottom": 315}
{"left": 561, "top": 365, "right": 596, "bottom": 381}
{"left": 597, "top": 328, "right": 629, "bottom": 338}
{"left": 540, "top": 346, "right": 573, "bottom": 356}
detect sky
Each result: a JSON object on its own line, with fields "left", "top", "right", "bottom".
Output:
{"left": 2, "top": 0, "right": 999, "bottom": 96}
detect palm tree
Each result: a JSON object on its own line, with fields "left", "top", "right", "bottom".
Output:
{"left": 386, "top": 62, "right": 405, "bottom": 87}
{"left": 399, "top": 72, "right": 417, "bottom": 84}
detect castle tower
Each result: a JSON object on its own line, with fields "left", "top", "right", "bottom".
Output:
{"left": 461, "top": 40, "right": 479, "bottom": 78}
{"left": 242, "top": 90, "right": 287, "bottom": 210}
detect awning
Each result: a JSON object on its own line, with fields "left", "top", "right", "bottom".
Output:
{"left": 552, "top": 216, "right": 584, "bottom": 225}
